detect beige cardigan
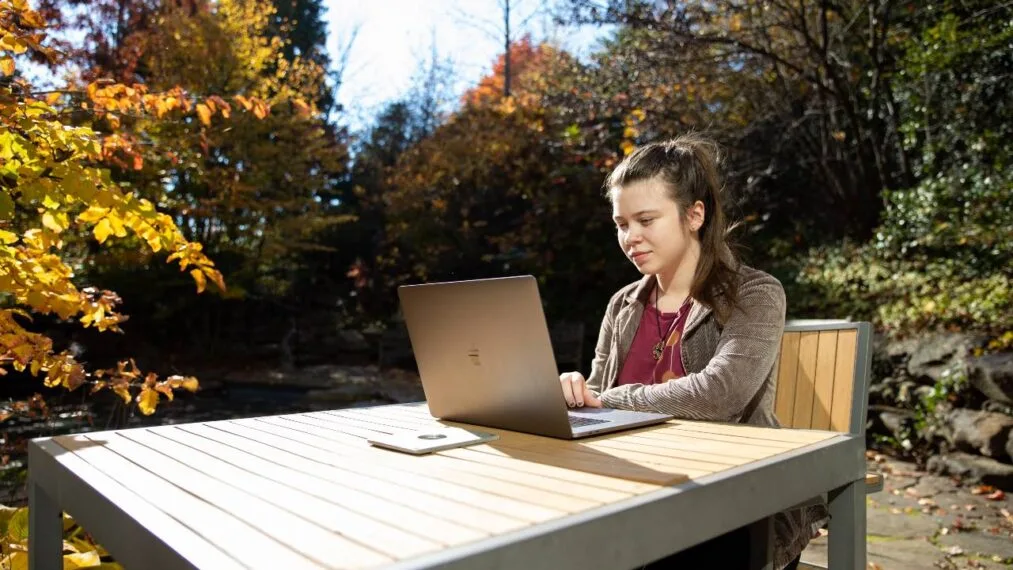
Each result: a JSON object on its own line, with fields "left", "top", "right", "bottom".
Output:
{"left": 586, "top": 264, "right": 825, "bottom": 569}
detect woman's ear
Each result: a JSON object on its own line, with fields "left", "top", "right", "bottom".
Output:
{"left": 687, "top": 200, "right": 706, "bottom": 232}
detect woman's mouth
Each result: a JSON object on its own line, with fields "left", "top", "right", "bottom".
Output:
{"left": 630, "top": 251, "right": 650, "bottom": 264}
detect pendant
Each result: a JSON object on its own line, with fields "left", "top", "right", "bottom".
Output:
{"left": 651, "top": 341, "right": 664, "bottom": 361}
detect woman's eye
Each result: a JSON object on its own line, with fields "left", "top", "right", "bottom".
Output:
{"left": 639, "top": 218, "right": 653, "bottom": 226}
{"left": 616, "top": 223, "right": 628, "bottom": 231}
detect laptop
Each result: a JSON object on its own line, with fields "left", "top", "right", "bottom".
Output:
{"left": 397, "top": 275, "right": 673, "bottom": 439}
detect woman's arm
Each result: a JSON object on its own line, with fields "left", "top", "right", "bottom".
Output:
{"left": 599, "top": 273, "right": 786, "bottom": 420}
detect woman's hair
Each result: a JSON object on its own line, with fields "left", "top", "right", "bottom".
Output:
{"left": 604, "top": 133, "right": 740, "bottom": 319}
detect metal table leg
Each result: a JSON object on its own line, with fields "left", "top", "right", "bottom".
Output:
{"left": 827, "top": 478, "right": 865, "bottom": 570}
{"left": 29, "top": 479, "right": 62, "bottom": 570}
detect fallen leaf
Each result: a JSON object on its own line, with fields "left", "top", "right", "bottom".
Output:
{"left": 940, "top": 527, "right": 950, "bottom": 535}
{"left": 946, "top": 545, "right": 964, "bottom": 556}
{"left": 970, "top": 485, "right": 995, "bottom": 495}
{"left": 964, "top": 504, "right": 976, "bottom": 511}
{"left": 867, "top": 563, "right": 883, "bottom": 570}
{"left": 985, "top": 490, "right": 1005, "bottom": 501}
{"left": 919, "top": 498, "right": 937, "bottom": 507}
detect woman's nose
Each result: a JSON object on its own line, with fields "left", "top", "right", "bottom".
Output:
{"left": 624, "top": 229, "right": 642, "bottom": 247}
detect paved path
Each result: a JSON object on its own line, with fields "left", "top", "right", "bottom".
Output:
{"left": 802, "top": 453, "right": 1013, "bottom": 569}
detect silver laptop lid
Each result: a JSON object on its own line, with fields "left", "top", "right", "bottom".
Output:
{"left": 397, "top": 275, "right": 574, "bottom": 438}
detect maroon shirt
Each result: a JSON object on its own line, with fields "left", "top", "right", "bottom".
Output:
{"left": 617, "top": 302, "right": 691, "bottom": 385}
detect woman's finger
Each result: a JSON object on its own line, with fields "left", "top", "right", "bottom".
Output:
{"left": 570, "top": 374, "right": 585, "bottom": 407}
{"left": 559, "top": 373, "right": 576, "bottom": 407}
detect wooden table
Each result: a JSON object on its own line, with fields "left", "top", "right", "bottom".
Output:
{"left": 28, "top": 402, "right": 867, "bottom": 570}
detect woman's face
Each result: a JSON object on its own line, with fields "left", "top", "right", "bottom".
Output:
{"left": 611, "top": 177, "right": 702, "bottom": 277}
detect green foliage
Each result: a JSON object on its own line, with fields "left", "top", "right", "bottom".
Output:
{"left": 791, "top": 1, "right": 1012, "bottom": 340}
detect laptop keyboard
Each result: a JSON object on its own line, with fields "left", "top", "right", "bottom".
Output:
{"left": 568, "top": 414, "right": 611, "bottom": 428}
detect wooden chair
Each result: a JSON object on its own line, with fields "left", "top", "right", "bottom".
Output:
{"left": 773, "top": 320, "right": 880, "bottom": 570}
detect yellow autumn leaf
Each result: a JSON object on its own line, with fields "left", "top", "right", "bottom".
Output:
{"left": 190, "top": 268, "right": 206, "bottom": 293}
{"left": 0, "top": 56, "right": 14, "bottom": 76}
{"left": 252, "top": 100, "right": 269, "bottom": 119}
{"left": 62, "top": 551, "right": 101, "bottom": 569}
{"left": 136, "top": 387, "right": 158, "bottom": 415}
{"left": 7, "top": 507, "right": 29, "bottom": 541}
{"left": 42, "top": 211, "right": 64, "bottom": 232}
{"left": 46, "top": 92, "right": 61, "bottom": 105}
{"left": 20, "top": 10, "right": 47, "bottom": 29}
{"left": 78, "top": 206, "right": 109, "bottom": 223}
{"left": 166, "top": 375, "right": 199, "bottom": 392}
{"left": 93, "top": 218, "right": 113, "bottom": 243}
{"left": 112, "top": 384, "right": 131, "bottom": 404}
{"left": 107, "top": 215, "right": 127, "bottom": 238}
{"left": 620, "top": 140, "right": 636, "bottom": 156}
{"left": 0, "top": 229, "right": 17, "bottom": 243}
{"left": 195, "top": 103, "right": 212, "bottom": 126}
{"left": 204, "top": 267, "right": 226, "bottom": 292}
{"left": 292, "top": 98, "right": 312, "bottom": 117}
{"left": 0, "top": 551, "right": 27, "bottom": 570}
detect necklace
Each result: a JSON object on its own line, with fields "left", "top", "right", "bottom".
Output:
{"left": 652, "top": 289, "right": 692, "bottom": 361}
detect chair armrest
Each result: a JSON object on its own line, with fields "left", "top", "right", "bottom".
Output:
{"left": 866, "top": 472, "right": 884, "bottom": 494}
{"left": 788, "top": 472, "right": 884, "bottom": 511}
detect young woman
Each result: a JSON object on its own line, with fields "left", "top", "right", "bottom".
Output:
{"left": 558, "top": 135, "right": 822, "bottom": 569}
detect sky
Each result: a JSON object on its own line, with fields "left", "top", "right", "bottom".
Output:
{"left": 323, "top": 0, "right": 611, "bottom": 132}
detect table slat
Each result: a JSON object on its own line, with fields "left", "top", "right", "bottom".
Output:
{"left": 88, "top": 432, "right": 393, "bottom": 569}
{"left": 206, "top": 420, "right": 564, "bottom": 523}
{"left": 121, "top": 428, "right": 451, "bottom": 558}
{"left": 53, "top": 435, "right": 332, "bottom": 570}
{"left": 171, "top": 423, "right": 526, "bottom": 534}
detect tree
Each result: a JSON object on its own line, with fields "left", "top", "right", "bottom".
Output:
{"left": 453, "top": 0, "right": 547, "bottom": 98}
{"left": 0, "top": 0, "right": 280, "bottom": 416}
{"left": 795, "top": 0, "right": 1013, "bottom": 339}
{"left": 559, "top": 0, "right": 919, "bottom": 242}
{"left": 37, "top": 0, "right": 351, "bottom": 360}
{"left": 369, "top": 39, "right": 629, "bottom": 324}
{"left": 268, "top": 0, "right": 338, "bottom": 112}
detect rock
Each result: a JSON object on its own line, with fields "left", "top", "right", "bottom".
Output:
{"left": 907, "top": 333, "right": 985, "bottom": 383}
{"left": 983, "top": 400, "right": 1013, "bottom": 416}
{"left": 926, "top": 452, "right": 1013, "bottom": 490}
{"left": 867, "top": 409, "right": 915, "bottom": 443}
{"left": 946, "top": 409, "right": 1013, "bottom": 461}
{"left": 968, "top": 352, "right": 1013, "bottom": 405}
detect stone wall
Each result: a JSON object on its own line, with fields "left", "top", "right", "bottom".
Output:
{"left": 868, "top": 332, "right": 1013, "bottom": 489}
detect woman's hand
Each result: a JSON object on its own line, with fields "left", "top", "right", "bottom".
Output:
{"left": 558, "top": 371, "right": 603, "bottom": 408}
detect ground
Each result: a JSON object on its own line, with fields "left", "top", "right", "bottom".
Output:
{"left": 801, "top": 453, "right": 1013, "bottom": 569}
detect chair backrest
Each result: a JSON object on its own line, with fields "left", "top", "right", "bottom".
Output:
{"left": 773, "top": 320, "right": 872, "bottom": 435}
